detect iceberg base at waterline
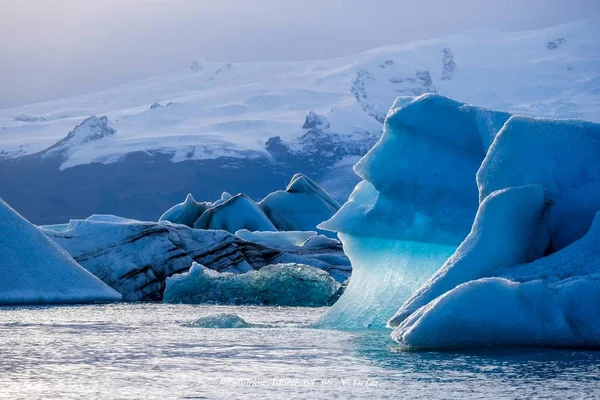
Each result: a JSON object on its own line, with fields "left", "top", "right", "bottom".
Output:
{"left": 313, "top": 233, "right": 455, "bottom": 329}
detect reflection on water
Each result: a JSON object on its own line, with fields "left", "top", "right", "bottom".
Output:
{"left": 1, "top": 304, "right": 599, "bottom": 399}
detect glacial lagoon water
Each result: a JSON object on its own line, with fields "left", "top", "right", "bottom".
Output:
{"left": 1, "top": 304, "right": 600, "bottom": 399}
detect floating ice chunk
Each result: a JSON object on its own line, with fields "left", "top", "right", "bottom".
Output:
{"left": 46, "top": 218, "right": 280, "bottom": 300}
{"left": 194, "top": 194, "right": 277, "bottom": 232}
{"left": 0, "top": 198, "right": 120, "bottom": 305}
{"left": 388, "top": 184, "right": 550, "bottom": 327}
{"left": 159, "top": 193, "right": 211, "bottom": 227}
{"left": 259, "top": 174, "right": 340, "bottom": 238}
{"left": 234, "top": 229, "right": 317, "bottom": 251}
{"left": 184, "top": 313, "right": 253, "bottom": 329}
{"left": 164, "top": 263, "right": 340, "bottom": 306}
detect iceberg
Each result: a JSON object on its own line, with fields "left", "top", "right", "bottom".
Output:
{"left": 156, "top": 175, "right": 339, "bottom": 237}
{"left": 164, "top": 263, "right": 341, "bottom": 306}
{"left": 259, "top": 174, "right": 341, "bottom": 238}
{"left": 158, "top": 193, "right": 210, "bottom": 228}
{"left": 389, "top": 115, "right": 600, "bottom": 348}
{"left": 184, "top": 313, "right": 254, "bottom": 329}
{"left": 44, "top": 215, "right": 349, "bottom": 300}
{"left": 315, "top": 94, "right": 510, "bottom": 329}
{"left": 0, "top": 198, "right": 120, "bottom": 305}
{"left": 194, "top": 193, "right": 277, "bottom": 232}
{"left": 318, "top": 94, "right": 600, "bottom": 342}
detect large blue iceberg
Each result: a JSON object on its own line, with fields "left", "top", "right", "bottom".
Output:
{"left": 390, "top": 115, "right": 600, "bottom": 348}
{"left": 319, "top": 93, "right": 600, "bottom": 348}
{"left": 316, "top": 94, "right": 510, "bottom": 329}
{"left": 0, "top": 198, "right": 120, "bottom": 305}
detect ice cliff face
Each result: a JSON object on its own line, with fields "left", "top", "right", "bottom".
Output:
{"left": 389, "top": 115, "right": 600, "bottom": 349}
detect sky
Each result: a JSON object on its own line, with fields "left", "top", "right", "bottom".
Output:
{"left": 1, "top": 0, "right": 599, "bottom": 109}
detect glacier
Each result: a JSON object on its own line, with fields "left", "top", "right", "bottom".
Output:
{"left": 164, "top": 263, "right": 341, "bottom": 306}
{"left": 2, "top": 16, "right": 598, "bottom": 225}
{"left": 0, "top": 198, "right": 120, "bottom": 305}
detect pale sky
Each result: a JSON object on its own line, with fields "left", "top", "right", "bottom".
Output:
{"left": 1, "top": 0, "right": 599, "bottom": 109}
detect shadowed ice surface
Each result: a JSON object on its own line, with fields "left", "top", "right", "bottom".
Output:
{"left": 1, "top": 304, "right": 599, "bottom": 399}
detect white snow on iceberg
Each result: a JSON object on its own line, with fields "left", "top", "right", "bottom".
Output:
{"left": 0, "top": 198, "right": 120, "bottom": 305}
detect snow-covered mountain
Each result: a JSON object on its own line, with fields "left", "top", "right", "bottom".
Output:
{"left": 1, "top": 16, "right": 598, "bottom": 224}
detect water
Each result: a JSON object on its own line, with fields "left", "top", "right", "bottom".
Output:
{"left": 1, "top": 304, "right": 599, "bottom": 399}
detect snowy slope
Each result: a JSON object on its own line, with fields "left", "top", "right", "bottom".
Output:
{"left": 0, "top": 16, "right": 598, "bottom": 167}
{"left": 0, "top": 17, "right": 598, "bottom": 224}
